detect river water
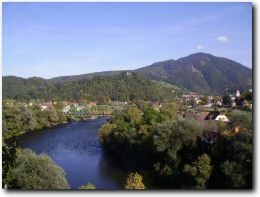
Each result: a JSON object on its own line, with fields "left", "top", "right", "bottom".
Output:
{"left": 18, "top": 117, "right": 126, "bottom": 189}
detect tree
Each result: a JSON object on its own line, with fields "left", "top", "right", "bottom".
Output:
{"left": 220, "top": 161, "right": 246, "bottom": 189}
{"left": 222, "top": 95, "right": 231, "bottom": 106}
{"left": 183, "top": 154, "right": 212, "bottom": 189}
{"left": 244, "top": 92, "right": 252, "bottom": 101}
{"left": 7, "top": 149, "right": 70, "bottom": 189}
{"left": 153, "top": 118, "right": 201, "bottom": 177}
{"left": 230, "top": 110, "right": 252, "bottom": 130}
{"left": 125, "top": 172, "right": 145, "bottom": 189}
{"left": 200, "top": 96, "right": 209, "bottom": 106}
{"left": 160, "top": 102, "right": 177, "bottom": 121}
{"left": 79, "top": 183, "right": 96, "bottom": 189}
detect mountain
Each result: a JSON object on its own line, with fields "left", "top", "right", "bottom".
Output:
{"left": 48, "top": 53, "right": 252, "bottom": 94}
{"left": 136, "top": 53, "right": 252, "bottom": 94}
{"left": 3, "top": 72, "right": 177, "bottom": 102}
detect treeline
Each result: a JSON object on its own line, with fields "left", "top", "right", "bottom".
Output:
{"left": 2, "top": 100, "right": 68, "bottom": 187}
{"left": 2, "top": 100, "right": 67, "bottom": 139}
{"left": 98, "top": 102, "right": 253, "bottom": 189}
{"left": 3, "top": 72, "right": 178, "bottom": 102}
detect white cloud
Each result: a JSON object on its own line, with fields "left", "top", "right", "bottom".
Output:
{"left": 217, "top": 36, "right": 229, "bottom": 43}
{"left": 196, "top": 45, "right": 204, "bottom": 50}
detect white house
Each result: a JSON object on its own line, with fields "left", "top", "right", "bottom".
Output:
{"left": 41, "top": 105, "right": 48, "bottom": 111}
{"left": 216, "top": 101, "right": 222, "bottom": 106}
{"left": 236, "top": 90, "right": 241, "bottom": 97}
{"left": 76, "top": 105, "right": 85, "bottom": 111}
{"left": 215, "top": 115, "right": 230, "bottom": 122}
{"left": 63, "top": 105, "right": 71, "bottom": 113}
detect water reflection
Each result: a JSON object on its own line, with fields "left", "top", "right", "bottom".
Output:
{"left": 18, "top": 117, "right": 126, "bottom": 189}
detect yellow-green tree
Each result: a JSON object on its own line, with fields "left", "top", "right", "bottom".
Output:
{"left": 125, "top": 172, "right": 145, "bottom": 189}
{"left": 79, "top": 183, "right": 96, "bottom": 189}
{"left": 183, "top": 154, "right": 212, "bottom": 189}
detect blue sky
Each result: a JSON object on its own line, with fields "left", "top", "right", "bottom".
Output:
{"left": 3, "top": 2, "right": 252, "bottom": 79}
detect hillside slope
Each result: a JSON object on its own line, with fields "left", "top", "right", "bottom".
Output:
{"left": 3, "top": 73, "right": 176, "bottom": 102}
{"left": 136, "top": 53, "right": 252, "bottom": 94}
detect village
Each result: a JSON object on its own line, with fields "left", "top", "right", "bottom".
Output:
{"left": 7, "top": 87, "right": 251, "bottom": 125}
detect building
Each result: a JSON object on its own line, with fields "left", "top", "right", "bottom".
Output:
{"left": 76, "top": 105, "right": 85, "bottom": 111}
{"left": 88, "top": 102, "right": 97, "bottom": 107}
{"left": 236, "top": 90, "right": 241, "bottom": 97}
{"left": 215, "top": 114, "right": 229, "bottom": 122}
{"left": 63, "top": 105, "right": 71, "bottom": 113}
{"left": 41, "top": 101, "right": 53, "bottom": 111}
{"left": 152, "top": 101, "right": 162, "bottom": 111}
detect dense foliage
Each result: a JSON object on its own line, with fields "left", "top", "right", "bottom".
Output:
{"left": 2, "top": 100, "right": 68, "bottom": 187}
{"left": 3, "top": 72, "right": 177, "bottom": 102}
{"left": 99, "top": 104, "right": 253, "bottom": 189}
{"left": 6, "top": 149, "right": 70, "bottom": 189}
{"left": 2, "top": 100, "right": 67, "bottom": 139}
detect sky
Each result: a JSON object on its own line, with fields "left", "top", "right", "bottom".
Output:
{"left": 3, "top": 2, "right": 252, "bottom": 79}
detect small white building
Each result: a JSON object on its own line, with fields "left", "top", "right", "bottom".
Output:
{"left": 231, "top": 101, "right": 236, "bottom": 107}
{"left": 236, "top": 90, "right": 241, "bottom": 97}
{"left": 41, "top": 105, "right": 48, "bottom": 111}
{"left": 215, "top": 115, "right": 229, "bottom": 122}
{"left": 63, "top": 105, "right": 71, "bottom": 113}
{"left": 76, "top": 105, "right": 85, "bottom": 111}
{"left": 216, "top": 101, "right": 222, "bottom": 106}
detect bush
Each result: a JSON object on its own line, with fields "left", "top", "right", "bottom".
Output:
{"left": 79, "top": 183, "right": 96, "bottom": 189}
{"left": 7, "top": 149, "right": 70, "bottom": 189}
{"left": 125, "top": 172, "right": 145, "bottom": 189}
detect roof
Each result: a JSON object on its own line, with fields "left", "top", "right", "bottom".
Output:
{"left": 196, "top": 112, "right": 210, "bottom": 122}
{"left": 204, "top": 111, "right": 220, "bottom": 120}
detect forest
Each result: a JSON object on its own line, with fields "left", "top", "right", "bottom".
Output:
{"left": 99, "top": 102, "right": 253, "bottom": 189}
{"left": 3, "top": 72, "right": 179, "bottom": 102}
{"left": 2, "top": 99, "right": 253, "bottom": 189}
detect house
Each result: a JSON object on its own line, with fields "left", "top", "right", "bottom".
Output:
{"left": 242, "top": 100, "right": 250, "bottom": 108}
{"left": 41, "top": 101, "right": 53, "bottom": 111}
{"left": 152, "top": 101, "right": 162, "bottom": 111}
{"left": 88, "top": 102, "right": 97, "bottom": 108}
{"left": 63, "top": 105, "right": 71, "bottom": 113}
{"left": 195, "top": 112, "right": 210, "bottom": 122}
{"left": 215, "top": 114, "right": 229, "bottom": 122}
{"left": 204, "top": 103, "right": 214, "bottom": 108}
{"left": 204, "top": 111, "right": 220, "bottom": 120}
{"left": 236, "top": 90, "right": 241, "bottom": 97}
{"left": 231, "top": 100, "right": 236, "bottom": 107}
{"left": 76, "top": 105, "right": 85, "bottom": 111}
{"left": 216, "top": 101, "right": 222, "bottom": 106}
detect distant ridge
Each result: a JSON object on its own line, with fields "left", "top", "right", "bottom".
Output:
{"left": 3, "top": 53, "right": 252, "bottom": 95}
{"left": 50, "top": 70, "right": 128, "bottom": 83}
{"left": 136, "top": 53, "right": 252, "bottom": 94}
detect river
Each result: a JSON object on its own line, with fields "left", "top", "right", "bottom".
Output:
{"left": 18, "top": 117, "right": 127, "bottom": 189}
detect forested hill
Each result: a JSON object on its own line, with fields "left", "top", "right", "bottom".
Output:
{"left": 2, "top": 72, "right": 178, "bottom": 102}
{"left": 136, "top": 53, "right": 252, "bottom": 94}
{"left": 47, "top": 53, "right": 252, "bottom": 94}
{"left": 50, "top": 70, "right": 127, "bottom": 83}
